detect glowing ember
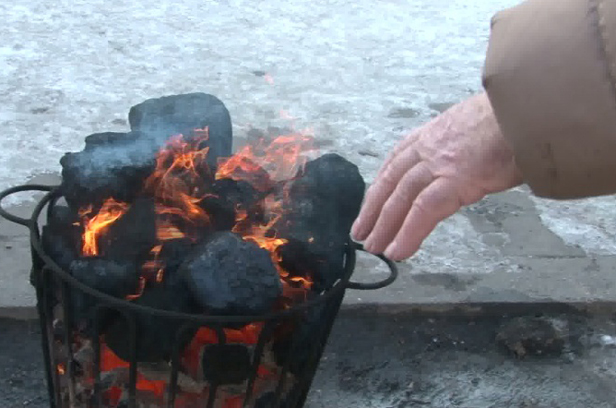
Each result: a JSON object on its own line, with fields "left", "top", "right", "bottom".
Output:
{"left": 100, "top": 344, "right": 167, "bottom": 398}
{"left": 125, "top": 276, "right": 146, "bottom": 301}
{"left": 142, "top": 245, "right": 166, "bottom": 283}
{"left": 156, "top": 220, "right": 185, "bottom": 241}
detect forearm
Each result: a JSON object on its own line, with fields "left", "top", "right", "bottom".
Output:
{"left": 483, "top": 0, "right": 616, "bottom": 199}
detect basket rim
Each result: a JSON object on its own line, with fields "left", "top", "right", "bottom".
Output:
{"left": 30, "top": 188, "right": 357, "bottom": 324}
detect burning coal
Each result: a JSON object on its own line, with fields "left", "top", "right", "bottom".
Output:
{"left": 44, "top": 92, "right": 365, "bottom": 408}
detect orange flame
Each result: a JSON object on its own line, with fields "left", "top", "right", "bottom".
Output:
{"left": 77, "top": 129, "right": 315, "bottom": 301}
{"left": 216, "top": 134, "right": 315, "bottom": 184}
{"left": 125, "top": 276, "right": 146, "bottom": 301}
{"left": 74, "top": 129, "right": 324, "bottom": 406}
{"left": 79, "top": 198, "right": 129, "bottom": 256}
{"left": 144, "top": 128, "right": 212, "bottom": 227}
{"left": 156, "top": 219, "right": 185, "bottom": 241}
{"left": 142, "top": 245, "right": 166, "bottom": 284}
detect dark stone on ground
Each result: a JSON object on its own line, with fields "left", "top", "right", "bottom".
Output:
{"left": 202, "top": 344, "right": 251, "bottom": 385}
{"left": 496, "top": 316, "right": 566, "bottom": 359}
{"left": 180, "top": 232, "right": 282, "bottom": 316}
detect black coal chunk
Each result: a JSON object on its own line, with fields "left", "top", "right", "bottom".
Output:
{"left": 158, "top": 238, "right": 196, "bottom": 278}
{"left": 48, "top": 203, "right": 80, "bottom": 230}
{"left": 60, "top": 131, "right": 159, "bottom": 211}
{"left": 275, "top": 153, "right": 365, "bottom": 291}
{"left": 180, "top": 232, "right": 282, "bottom": 316}
{"left": 40, "top": 205, "right": 81, "bottom": 273}
{"left": 254, "top": 392, "right": 290, "bottom": 408}
{"left": 276, "top": 238, "right": 320, "bottom": 280}
{"left": 69, "top": 258, "right": 139, "bottom": 328}
{"left": 201, "top": 344, "right": 251, "bottom": 385}
{"left": 272, "top": 303, "right": 328, "bottom": 376}
{"left": 102, "top": 198, "right": 157, "bottom": 261}
{"left": 104, "top": 283, "right": 198, "bottom": 362}
{"left": 201, "top": 179, "right": 264, "bottom": 231}
{"left": 496, "top": 317, "right": 566, "bottom": 359}
{"left": 35, "top": 204, "right": 80, "bottom": 293}
{"left": 128, "top": 93, "right": 232, "bottom": 168}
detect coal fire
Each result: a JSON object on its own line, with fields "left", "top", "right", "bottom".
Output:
{"left": 42, "top": 93, "right": 365, "bottom": 408}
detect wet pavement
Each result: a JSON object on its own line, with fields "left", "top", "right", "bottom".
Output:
{"left": 3, "top": 305, "right": 616, "bottom": 408}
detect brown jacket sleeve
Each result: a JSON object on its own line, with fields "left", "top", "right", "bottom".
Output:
{"left": 482, "top": 0, "right": 616, "bottom": 199}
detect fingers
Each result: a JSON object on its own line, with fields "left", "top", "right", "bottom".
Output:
{"left": 376, "top": 131, "right": 420, "bottom": 178}
{"left": 383, "top": 178, "right": 462, "bottom": 261}
{"left": 361, "top": 162, "right": 433, "bottom": 254}
{"left": 351, "top": 147, "right": 421, "bottom": 241}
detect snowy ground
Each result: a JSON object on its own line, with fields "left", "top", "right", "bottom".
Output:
{"left": 2, "top": 0, "right": 616, "bottom": 309}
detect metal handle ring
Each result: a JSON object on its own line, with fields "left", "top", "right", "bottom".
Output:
{"left": 346, "top": 242, "right": 398, "bottom": 290}
{"left": 0, "top": 185, "right": 56, "bottom": 227}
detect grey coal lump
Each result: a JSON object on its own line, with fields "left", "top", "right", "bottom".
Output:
{"left": 68, "top": 258, "right": 139, "bottom": 330}
{"left": 180, "top": 232, "right": 283, "bottom": 316}
{"left": 275, "top": 153, "right": 365, "bottom": 291}
{"left": 128, "top": 92, "right": 233, "bottom": 168}
{"left": 59, "top": 131, "right": 159, "bottom": 211}
{"left": 201, "top": 344, "right": 252, "bottom": 385}
{"left": 103, "top": 283, "right": 198, "bottom": 362}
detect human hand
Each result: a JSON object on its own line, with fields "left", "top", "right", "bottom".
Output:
{"left": 351, "top": 92, "right": 523, "bottom": 261}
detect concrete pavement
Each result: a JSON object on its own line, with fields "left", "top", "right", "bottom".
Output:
{"left": 4, "top": 307, "right": 616, "bottom": 407}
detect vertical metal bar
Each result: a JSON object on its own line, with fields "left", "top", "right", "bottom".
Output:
{"left": 204, "top": 326, "right": 226, "bottom": 408}
{"left": 48, "top": 275, "right": 63, "bottom": 407}
{"left": 292, "top": 244, "right": 355, "bottom": 407}
{"left": 36, "top": 267, "right": 57, "bottom": 408}
{"left": 291, "top": 292, "right": 345, "bottom": 408}
{"left": 127, "top": 313, "right": 138, "bottom": 408}
{"left": 60, "top": 280, "right": 77, "bottom": 405}
{"left": 92, "top": 306, "right": 104, "bottom": 407}
{"left": 205, "top": 384, "right": 218, "bottom": 408}
{"left": 168, "top": 323, "right": 194, "bottom": 408}
{"left": 243, "top": 322, "right": 272, "bottom": 407}
{"left": 45, "top": 195, "right": 59, "bottom": 222}
{"left": 271, "top": 314, "right": 305, "bottom": 408}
